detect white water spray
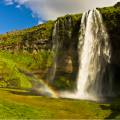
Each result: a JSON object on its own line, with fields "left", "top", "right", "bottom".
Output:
{"left": 48, "top": 21, "right": 60, "bottom": 82}
{"left": 60, "top": 9, "right": 112, "bottom": 101}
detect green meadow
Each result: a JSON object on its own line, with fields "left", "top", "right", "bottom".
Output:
{"left": 0, "top": 5, "right": 120, "bottom": 119}
{"left": 0, "top": 88, "right": 120, "bottom": 119}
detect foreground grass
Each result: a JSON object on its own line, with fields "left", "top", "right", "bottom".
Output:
{"left": 0, "top": 88, "right": 119, "bottom": 119}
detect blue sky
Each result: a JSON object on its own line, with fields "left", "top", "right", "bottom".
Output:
{"left": 0, "top": 0, "right": 118, "bottom": 34}
{"left": 0, "top": 0, "right": 39, "bottom": 34}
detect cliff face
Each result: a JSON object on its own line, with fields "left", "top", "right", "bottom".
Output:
{"left": 0, "top": 21, "right": 54, "bottom": 52}
{"left": 99, "top": 7, "right": 120, "bottom": 65}
{"left": 0, "top": 13, "right": 82, "bottom": 89}
{"left": 0, "top": 5, "right": 120, "bottom": 91}
{"left": 99, "top": 6, "right": 120, "bottom": 93}
{"left": 48, "top": 14, "right": 81, "bottom": 89}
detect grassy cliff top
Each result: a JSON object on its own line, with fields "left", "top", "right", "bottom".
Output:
{"left": 0, "top": 5, "right": 119, "bottom": 47}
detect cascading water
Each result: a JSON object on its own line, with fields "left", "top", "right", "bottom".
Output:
{"left": 60, "top": 9, "right": 112, "bottom": 101}
{"left": 48, "top": 17, "right": 72, "bottom": 82}
{"left": 48, "top": 21, "right": 60, "bottom": 82}
{"left": 77, "top": 9, "right": 111, "bottom": 99}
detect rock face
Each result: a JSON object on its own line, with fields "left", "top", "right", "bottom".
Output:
{"left": 47, "top": 15, "right": 81, "bottom": 89}
{"left": 114, "top": 2, "right": 120, "bottom": 7}
{"left": 0, "top": 5, "right": 120, "bottom": 92}
{"left": 0, "top": 21, "right": 54, "bottom": 52}
{"left": 99, "top": 6, "right": 120, "bottom": 94}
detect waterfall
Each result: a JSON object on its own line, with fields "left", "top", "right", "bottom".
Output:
{"left": 60, "top": 9, "right": 112, "bottom": 101}
{"left": 77, "top": 9, "right": 111, "bottom": 99}
{"left": 48, "top": 17, "right": 72, "bottom": 82}
{"left": 48, "top": 20, "right": 60, "bottom": 83}
{"left": 48, "top": 21, "right": 59, "bottom": 82}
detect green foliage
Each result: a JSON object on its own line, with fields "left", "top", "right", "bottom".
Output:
{"left": 53, "top": 72, "right": 76, "bottom": 90}
{"left": 99, "top": 6, "right": 120, "bottom": 72}
{"left": 0, "top": 50, "right": 54, "bottom": 88}
{"left": 99, "top": 6, "right": 120, "bottom": 32}
{"left": 71, "top": 13, "right": 82, "bottom": 26}
{"left": 0, "top": 6, "right": 120, "bottom": 119}
{"left": 0, "top": 50, "right": 53, "bottom": 71}
{"left": 0, "top": 56, "right": 32, "bottom": 88}
{"left": 0, "top": 21, "right": 54, "bottom": 49}
{"left": 21, "top": 21, "right": 54, "bottom": 46}
{"left": 0, "top": 88, "right": 114, "bottom": 119}
{"left": 54, "top": 76, "right": 71, "bottom": 89}
{"left": 114, "top": 2, "right": 120, "bottom": 7}
{"left": 0, "top": 5, "right": 120, "bottom": 91}
{"left": 0, "top": 13, "right": 81, "bottom": 53}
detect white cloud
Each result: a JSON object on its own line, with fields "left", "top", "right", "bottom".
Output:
{"left": 38, "top": 20, "right": 44, "bottom": 25}
{"left": 4, "top": 0, "right": 14, "bottom": 5}
{"left": 4, "top": 0, "right": 119, "bottom": 20}
{"left": 16, "top": 4, "right": 21, "bottom": 8}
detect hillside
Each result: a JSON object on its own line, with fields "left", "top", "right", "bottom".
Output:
{"left": 0, "top": 13, "right": 81, "bottom": 90}
{"left": 0, "top": 3, "right": 120, "bottom": 119}
{"left": 0, "top": 5, "right": 120, "bottom": 90}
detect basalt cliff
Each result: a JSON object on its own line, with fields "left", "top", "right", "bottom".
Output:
{"left": 0, "top": 4, "right": 120, "bottom": 98}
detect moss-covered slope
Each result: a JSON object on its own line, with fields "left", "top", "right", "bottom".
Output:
{"left": 0, "top": 5, "right": 120, "bottom": 91}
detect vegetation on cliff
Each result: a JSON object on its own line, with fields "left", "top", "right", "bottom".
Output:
{"left": 0, "top": 5, "right": 119, "bottom": 90}
{"left": 0, "top": 13, "right": 82, "bottom": 90}
{"left": 0, "top": 4, "right": 120, "bottom": 119}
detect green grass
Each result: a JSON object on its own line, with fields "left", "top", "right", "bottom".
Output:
{"left": 0, "top": 50, "right": 77, "bottom": 90}
{"left": 0, "top": 99, "right": 46, "bottom": 119}
{"left": 0, "top": 5, "right": 120, "bottom": 119}
{"left": 0, "top": 56, "right": 32, "bottom": 88}
{"left": 0, "top": 50, "right": 54, "bottom": 88}
{"left": 0, "top": 88, "right": 114, "bottom": 119}
{"left": 0, "top": 89, "right": 120, "bottom": 119}
{"left": 0, "top": 20, "right": 54, "bottom": 45}
{"left": 0, "top": 88, "right": 120, "bottom": 119}
{"left": 0, "top": 50, "right": 53, "bottom": 71}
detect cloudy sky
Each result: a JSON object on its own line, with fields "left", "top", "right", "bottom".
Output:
{"left": 0, "top": 0, "right": 119, "bottom": 33}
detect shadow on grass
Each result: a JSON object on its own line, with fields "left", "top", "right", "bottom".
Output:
{"left": 100, "top": 104, "right": 120, "bottom": 119}
{"left": 3, "top": 88, "right": 43, "bottom": 96}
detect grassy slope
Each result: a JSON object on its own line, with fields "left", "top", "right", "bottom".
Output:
{"left": 0, "top": 20, "right": 54, "bottom": 45}
{"left": 0, "top": 5, "right": 120, "bottom": 119}
{"left": 0, "top": 88, "right": 120, "bottom": 119}
{"left": 0, "top": 6, "right": 119, "bottom": 89}
{"left": 0, "top": 50, "right": 53, "bottom": 88}
{"left": 0, "top": 88, "right": 113, "bottom": 119}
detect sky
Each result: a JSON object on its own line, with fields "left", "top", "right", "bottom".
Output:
{"left": 0, "top": 0, "right": 119, "bottom": 34}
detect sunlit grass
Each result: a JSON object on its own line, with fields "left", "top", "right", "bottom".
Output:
{"left": 0, "top": 88, "right": 112, "bottom": 119}
{"left": 0, "top": 50, "right": 54, "bottom": 88}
